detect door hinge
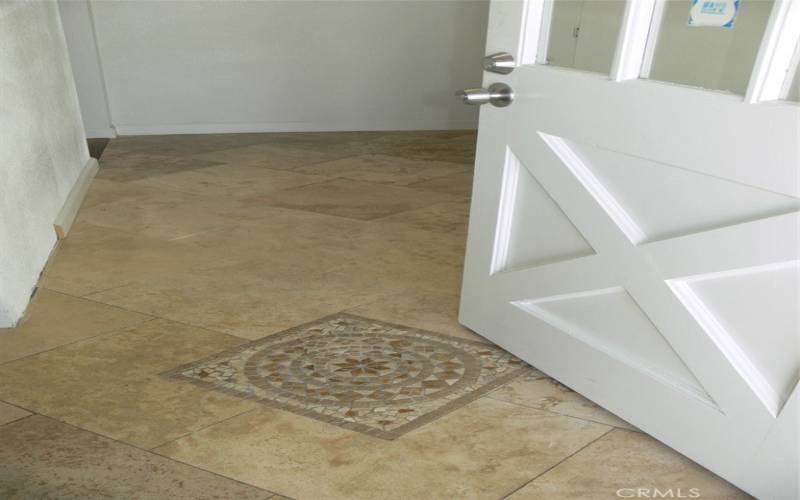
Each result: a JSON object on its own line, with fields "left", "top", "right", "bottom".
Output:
{"left": 572, "top": 26, "right": 580, "bottom": 38}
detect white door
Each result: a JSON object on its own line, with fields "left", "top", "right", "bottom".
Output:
{"left": 459, "top": 1, "right": 800, "bottom": 498}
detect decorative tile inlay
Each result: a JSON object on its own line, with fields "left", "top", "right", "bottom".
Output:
{"left": 165, "top": 313, "right": 530, "bottom": 439}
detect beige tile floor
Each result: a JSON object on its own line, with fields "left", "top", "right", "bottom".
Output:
{"left": 0, "top": 131, "right": 749, "bottom": 499}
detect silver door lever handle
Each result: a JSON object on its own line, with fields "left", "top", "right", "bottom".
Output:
{"left": 483, "top": 52, "right": 515, "bottom": 74}
{"left": 455, "top": 83, "right": 513, "bottom": 108}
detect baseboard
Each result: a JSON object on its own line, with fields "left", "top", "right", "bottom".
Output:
{"left": 85, "top": 127, "right": 117, "bottom": 139}
{"left": 53, "top": 157, "right": 99, "bottom": 239}
{"left": 113, "top": 120, "right": 478, "bottom": 136}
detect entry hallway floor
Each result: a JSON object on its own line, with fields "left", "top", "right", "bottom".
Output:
{"left": 0, "top": 132, "right": 749, "bottom": 499}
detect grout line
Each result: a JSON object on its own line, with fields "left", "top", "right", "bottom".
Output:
{"left": 0, "top": 398, "right": 36, "bottom": 414}
{"left": 46, "top": 287, "right": 255, "bottom": 343}
{"left": 77, "top": 282, "right": 138, "bottom": 298}
{"left": 44, "top": 287, "right": 150, "bottom": 315}
{"left": 499, "top": 427, "right": 616, "bottom": 499}
{"left": 149, "top": 407, "right": 260, "bottom": 451}
{"left": 483, "top": 391, "right": 639, "bottom": 432}
{"left": 147, "top": 429, "right": 296, "bottom": 500}
{"left": 0, "top": 397, "right": 36, "bottom": 427}
{"left": 0, "top": 315, "right": 159, "bottom": 367}
{"left": 0, "top": 413, "right": 35, "bottom": 427}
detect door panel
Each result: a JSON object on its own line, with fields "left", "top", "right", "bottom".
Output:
{"left": 460, "top": 1, "right": 799, "bottom": 498}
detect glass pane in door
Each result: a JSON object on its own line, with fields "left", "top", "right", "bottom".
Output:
{"left": 546, "top": 0, "right": 626, "bottom": 74}
{"left": 646, "top": 0, "right": 774, "bottom": 95}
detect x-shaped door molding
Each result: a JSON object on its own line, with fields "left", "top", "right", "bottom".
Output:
{"left": 482, "top": 132, "right": 799, "bottom": 423}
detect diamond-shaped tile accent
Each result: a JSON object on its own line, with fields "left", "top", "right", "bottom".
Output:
{"left": 164, "top": 313, "right": 530, "bottom": 439}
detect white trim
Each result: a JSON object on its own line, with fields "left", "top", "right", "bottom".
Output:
{"left": 113, "top": 121, "right": 479, "bottom": 136}
{"left": 667, "top": 279, "right": 784, "bottom": 417}
{"left": 745, "top": 0, "right": 800, "bottom": 103}
{"left": 640, "top": 0, "right": 666, "bottom": 79}
{"left": 53, "top": 157, "right": 99, "bottom": 240}
{"left": 519, "top": 0, "right": 546, "bottom": 65}
{"left": 779, "top": 40, "right": 800, "bottom": 99}
{"left": 538, "top": 132, "right": 647, "bottom": 245}
{"left": 535, "top": 0, "right": 554, "bottom": 65}
{"left": 490, "top": 147, "right": 521, "bottom": 275}
{"left": 85, "top": 127, "right": 117, "bottom": 139}
{"left": 610, "top": 0, "right": 657, "bottom": 82}
{"left": 512, "top": 288, "right": 718, "bottom": 410}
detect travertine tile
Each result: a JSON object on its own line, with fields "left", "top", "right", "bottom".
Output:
{"left": 40, "top": 224, "right": 224, "bottom": 297}
{"left": 84, "top": 260, "right": 394, "bottom": 339}
{"left": 375, "top": 199, "right": 471, "bottom": 234}
{"left": 75, "top": 182, "right": 246, "bottom": 241}
{"left": 331, "top": 214, "right": 468, "bottom": 266}
{"left": 250, "top": 178, "right": 456, "bottom": 221}
{"left": 191, "top": 143, "right": 353, "bottom": 170}
{"left": 0, "top": 319, "right": 257, "bottom": 449}
{"left": 507, "top": 429, "right": 751, "bottom": 499}
{"left": 135, "top": 163, "right": 328, "bottom": 198}
{"left": 156, "top": 397, "right": 611, "bottom": 500}
{"left": 325, "top": 222, "right": 468, "bottom": 295}
{"left": 346, "top": 289, "right": 484, "bottom": 341}
{"left": 489, "top": 376, "right": 637, "bottom": 430}
{"left": 96, "top": 152, "right": 226, "bottom": 182}
{"left": 408, "top": 170, "right": 475, "bottom": 198}
{"left": 367, "top": 132, "right": 477, "bottom": 165}
{"left": 79, "top": 178, "right": 159, "bottom": 209}
{"left": 0, "top": 289, "right": 150, "bottom": 364}
{"left": 0, "top": 415, "right": 274, "bottom": 499}
{"left": 160, "top": 207, "right": 369, "bottom": 274}
{"left": 0, "top": 401, "right": 30, "bottom": 426}
{"left": 294, "top": 154, "right": 470, "bottom": 186}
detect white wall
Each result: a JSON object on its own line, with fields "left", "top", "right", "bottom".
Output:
{"left": 58, "top": 0, "right": 114, "bottom": 138}
{"left": 65, "top": 0, "right": 490, "bottom": 135}
{"left": 0, "top": 1, "right": 89, "bottom": 326}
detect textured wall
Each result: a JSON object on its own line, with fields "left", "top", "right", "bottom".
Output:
{"left": 0, "top": 1, "right": 88, "bottom": 326}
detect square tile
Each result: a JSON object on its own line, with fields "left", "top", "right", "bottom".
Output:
{"left": 489, "top": 375, "right": 637, "bottom": 430}
{"left": 249, "top": 178, "right": 455, "bottom": 220}
{"left": 408, "top": 171, "right": 475, "bottom": 198}
{"left": 75, "top": 182, "right": 246, "bottom": 241}
{"left": 0, "top": 415, "right": 274, "bottom": 499}
{"left": 507, "top": 429, "right": 751, "bottom": 499}
{"left": 190, "top": 143, "right": 353, "bottom": 170}
{"left": 374, "top": 200, "right": 471, "bottom": 234}
{"left": 156, "top": 398, "right": 610, "bottom": 500}
{"left": 134, "top": 163, "right": 327, "bottom": 198}
{"left": 165, "top": 313, "right": 530, "bottom": 439}
{"left": 0, "top": 288, "right": 150, "bottom": 364}
{"left": 346, "top": 289, "right": 484, "bottom": 342}
{"left": 96, "top": 153, "right": 226, "bottom": 182}
{"left": 0, "top": 319, "right": 257, "bottom": 449}
{"left": 293, "top": 154, "right": 470, "bottom": 186}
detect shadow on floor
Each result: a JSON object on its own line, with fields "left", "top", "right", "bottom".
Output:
{"left": 87, "top": 138, "right": 110, "bottom": 160}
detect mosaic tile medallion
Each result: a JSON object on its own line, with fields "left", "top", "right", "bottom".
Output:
{"left": 165, "top": 313, "right": 531, "bottom": 439}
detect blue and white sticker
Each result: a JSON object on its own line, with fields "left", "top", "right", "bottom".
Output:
{"left": 688, "top": 0, "right": 740, "bottom": 29}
